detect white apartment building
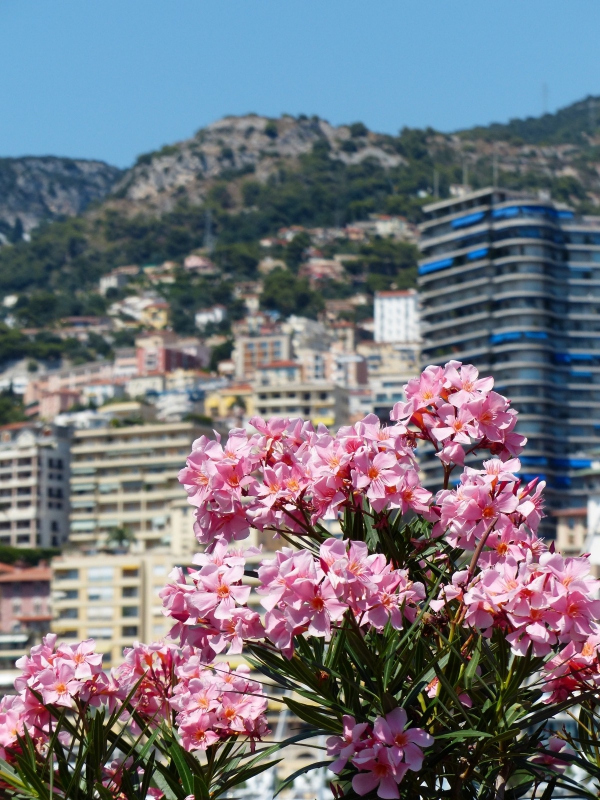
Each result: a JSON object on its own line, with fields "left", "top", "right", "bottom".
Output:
{"left": 51, "top": 552, "right": 178, "bottom": 667}
{"left": 68, "top": 421, "right": 210, "bottom": 552}
{"left": 374, "top": 289, "right": 420, "bottom": 344}
{"left": 0, "top": 423, "right": 71, "bottom": 548}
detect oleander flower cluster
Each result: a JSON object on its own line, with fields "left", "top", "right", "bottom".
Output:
{"left": 171, "top": 662, "right": 268, "bottom": 750}
{"left": 326, "top": 710, "right": 433, "bottom": 798}
{"left": 178, "top": 410, "right": 433, "bottom": 548}
{"left": 159, "top": 541, "right": 265, "bottom": 661}
{"left": 391, "top": 360, "right": 526, "bottom": 469}
{"left": 257, "top": 539, "right": 425, "bottom": 657}
{"left": 0, "top": 634, "right": 268, "bottom": 765}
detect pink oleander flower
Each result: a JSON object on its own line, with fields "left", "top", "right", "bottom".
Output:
{"left": 37, "top": 663, "right": 83, "bottom": 707}
{"left": 179, "top": 711, "right": 220, "bottom": 751}
{"left": 327, "top": 714, "right": 372, "bottom": 773}
{"left": 373, "top": 708, "right": 433, "bottom": 772}
{"left": 352, "top": 745, "right": 409, "bottom": 799}
{"left": 531, "top": 736, "right": 573, "bottom": 774}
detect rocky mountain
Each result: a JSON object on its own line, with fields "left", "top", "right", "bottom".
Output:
{"left": 108, "top": 114, "right": 406, "bottom": 215}
{"left": 0, "top": 156, "right": 122, "bottom": 240}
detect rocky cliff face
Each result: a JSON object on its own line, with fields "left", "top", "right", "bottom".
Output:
{"left": 109, "top": 114, "right": 406, "bottom": 214}
{"left": 0, "top": 156, "right": 122, "bottom": 238}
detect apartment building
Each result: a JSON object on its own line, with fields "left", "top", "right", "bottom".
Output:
{"left": 69, "top": 421, "right": 210, "bottom": 552}
{"left": 232, "top": 334, "right": 291, "bottom": 380}
{"left": 418, "top": 186, "right": 600, "bottom": 530}
{"left": 0, "top": 422, "right": 70, "bottom": 548}
{"left": 51, "top": 552, "right": 177, "bottom": 666}
{"left": 374, "top": 289, "right": 420, "bottom": 344}
{"left": 252, "top": 379, "right": 349, "bottom": 428}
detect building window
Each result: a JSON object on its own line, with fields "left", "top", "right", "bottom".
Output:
{"left": 58, "top": 608, "right": 78, "bottom": 619}
{"left": 122, "top": 568, "right": 139, "bottom": 579}
{"left": 122, "top": 586, "right": 138, "bottom": 598}
{"left": 122, "top": 626, "right": 138, "bottom": 637}
{"left": 16, "top": 521, "right": 30, "bottom": 529}
{"left": 88, "top": 607, "right": 113, "bottom": 619}
{"left": 62, "top": 590, "right": 79, "bottom": 600}
{"left": 88, "top": 567, "right": 114, "bottom": 582}
{"left": 87, "top": 627, "right": 113, "bottom": 639}
{"left": 16, "top": 534, "right": 31, "bottom": 544}
{"left": 55, "top": 569, "right": 79, "bottom": 581}
{"left": 122, "top": 606, "right": 139, "bottom": 618}
{"left": 88, "top": 587, "right": 113, "bottom": 601}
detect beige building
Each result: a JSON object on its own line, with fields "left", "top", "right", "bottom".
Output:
{"left": 253, "top": 380, "right": 348, "bottom": 428}
{"left": 69, "top": 421, "right": 210, "bottom": 552}
{"left": 51, "top": 551, "right": 178, "bottom": 667}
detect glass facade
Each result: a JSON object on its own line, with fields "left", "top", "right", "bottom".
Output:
{"left": 418, "top": 187, "right": 600, "bottom": 533}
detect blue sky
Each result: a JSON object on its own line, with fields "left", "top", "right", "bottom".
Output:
{"left": 1, "top": 0, "right": 600, "bottom": 168}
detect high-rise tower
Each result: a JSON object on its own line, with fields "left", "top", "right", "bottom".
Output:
{"left": 418, "top": 187, "right": 600, "bottom": 531}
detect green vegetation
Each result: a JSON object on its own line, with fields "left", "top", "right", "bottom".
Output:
{"left": 0, "top": 324, "right": 112, "bottom": 368}
{"left": 260, "top": 268, "right": 324, "bottom": 318}
{"left": 462, "top": 94, "right": 600, "bottom": 145}
{"left": 0, "top": 545, "right": 60, "bottom": 566}
{"left": 0, "top": 388, "right": 26, "bottom": 425}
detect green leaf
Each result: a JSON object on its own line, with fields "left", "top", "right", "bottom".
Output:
{"left": 167, "top": 739, "right": 195, "bottom": 795}
{"left": 283, "top": 697, "right": 340, "bottom": 732}
{"left": 274, "top": 760, "right": 331, "bottom": 797}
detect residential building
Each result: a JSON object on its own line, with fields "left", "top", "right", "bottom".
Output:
{"left": 195, "top": 305, "right": 226, "bottom": 331}
{"left": 183, "top": 255, "right": 219, "bottom": 275}
{"left": 252, "top": 381, "right": 348, "bottom": 428}
{"left": 374, "top": 289, "right": 420, "bottom": 344}
{"left": 0, "top": 423, "right": 70, "bottom": 548}
{"left": 51, "top": 552, "right": 178, "bottom": 667}
{"left": 418, "top": 186, "right": 600, "bottom": 530}
{"left": 136, "top": 332, "right": 207, "bottom": 376}
{"left": 254, "top": 361, "right": 302, "bottom": 387}
{"left": 232, "top": 334, "right": 291, "bottom": 380}
{"left": 0, "top": 563, "right": 52, "bottom": 635}
{"left": 68, "top": 420, "right": 211, "bottom": 552}
{"left": 39, "top": 390, "right": 82, "bottom": 421}
{"left": 204, "top": 383, "right": 254, "bottom": 425}
{"left": 98, "top": 265, "right": 139, "bottom": 296}
{"left": 24, "top": 360, "right": 116, "bottom": 406}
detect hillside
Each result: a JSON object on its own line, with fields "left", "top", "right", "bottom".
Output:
{"left": 1, "top": 97, "right": 600, "bottom": 331}
{"left": 0, "top": 157, "right": 122, "bottom": 240}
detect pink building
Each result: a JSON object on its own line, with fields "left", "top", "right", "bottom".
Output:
{"left": 0, "top": 564, "right": 52, "bottom": 634}
{"left": 39, "top": 390, "right": 82, "bottom": 421}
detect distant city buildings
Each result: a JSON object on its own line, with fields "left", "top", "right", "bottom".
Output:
{"left": 374, "top": 289, "right": 420, "bottom": 344}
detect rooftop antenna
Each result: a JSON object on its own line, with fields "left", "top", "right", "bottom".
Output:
{"left": 542, "top": 83, "right": 548, "bottom": 115}
{"left": 492, "top": 145, "right": 498, "bottom": 188}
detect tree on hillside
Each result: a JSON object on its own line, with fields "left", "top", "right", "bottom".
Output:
{"left": 260, "top": 268, "right": 324, "bottom": 319}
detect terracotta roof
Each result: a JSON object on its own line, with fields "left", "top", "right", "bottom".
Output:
{"left": 15, "top": 614, "right": 52, "bottom": 622}
{"left": 0, "top": 567, "right": 51, "bottom": 583}
{"left": 257, "top": 361, "right": 299, "bottom": 369}
{"left": 0, "top": 422, "right": 31, "bottom": 432}
{"left": 551, "top": 507, "right": 587, "bottom": 517}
